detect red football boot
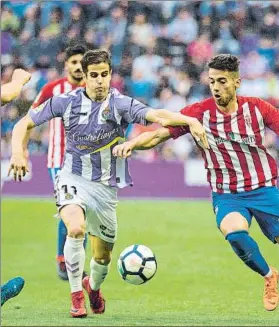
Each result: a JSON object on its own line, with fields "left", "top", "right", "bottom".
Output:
{"left": 82, "top": 276, "right": 105, "bottom": 314}
{"left": 70, "top": 290, "right": 87, "bottom": 318}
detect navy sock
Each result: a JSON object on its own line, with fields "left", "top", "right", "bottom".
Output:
{"left": 83, "top": 233, "right": 88, "bottom": 252}
{"left": 57, "top": 219, "right": 88, "bottom": 257}
{"left": 57, "top": 219, "right": 67, "bottom": 257}
{"left": 226, "top": 230, "right": 270, "bottom": 276}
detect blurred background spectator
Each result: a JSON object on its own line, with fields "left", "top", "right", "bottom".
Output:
{"left": 1, "top": 0, "right": 279, "bottom": 163}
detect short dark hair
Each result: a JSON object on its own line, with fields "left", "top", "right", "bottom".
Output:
{"left": 65, "top": 44, "right": 87, "bottom": 61}
{"left": 207, "top": 54, "right": 240, "bottom": 72}
{"left": 81, "top": 49, "right": 112, "bottom": 74}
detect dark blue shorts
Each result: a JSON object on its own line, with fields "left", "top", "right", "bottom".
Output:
{"left": 212, "top": 186, "right": 279, "bottom": 243}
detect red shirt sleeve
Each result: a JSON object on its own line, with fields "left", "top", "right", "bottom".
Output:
{"left": 168, "top": 102, "right": 203, "bottom": 139}
{"left": 31, "top": 84, "right": 53, "bottom": 109}
{"left": 256, "top": 98, "right": 279, "bottom": 135}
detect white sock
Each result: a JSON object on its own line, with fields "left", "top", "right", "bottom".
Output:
{"left": 64, "top": 236, "right": 85, "bottom": 293}
{"left": 89, "top": 258, "right": 110, "bottom": 291}
{"left": 264, "top": 268, "right": 273, "bottom": 278}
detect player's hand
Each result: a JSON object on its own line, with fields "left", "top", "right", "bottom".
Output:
{"left": 11, "top": 69, "right": 31, "bottom": 86}
{"left": 188, "top": 118, "right": 210, "bottom": 150}
{"left": 113, "top": 142, "right": 133, "bottom": 158}
{"left": 8, "top": 153, "right": 29, "bottom": 182}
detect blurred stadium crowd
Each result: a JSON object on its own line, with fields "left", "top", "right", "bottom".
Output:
{"left": 1, "top": 0, "right": 279, "bottom": 163}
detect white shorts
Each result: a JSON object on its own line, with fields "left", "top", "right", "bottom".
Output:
{"left": 55, "top": 170, "right": 118, "bottom": 243}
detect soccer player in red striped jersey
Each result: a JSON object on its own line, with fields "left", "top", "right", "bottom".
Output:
{"left": 113, "top": 54, "right": 279, "bottom": 311}
{"left": 31, "top": 44, "right": 88, "bottom": 280}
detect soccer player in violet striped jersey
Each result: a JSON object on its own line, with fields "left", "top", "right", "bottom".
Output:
{"left": 8, "top": 49, "right": 208, "bottom": 317}
{"left": 113, "top": 54, "right": 279, "bottom": 312}
{"left": 31, "top": 44, "right": 88, "bottom": 281}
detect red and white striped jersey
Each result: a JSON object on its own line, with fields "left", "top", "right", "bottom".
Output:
{"left": 169, "top": 96, "right": 279, "bottom": 194}
{"left": 31, "top": 77, "right": 84, "bottom": 168}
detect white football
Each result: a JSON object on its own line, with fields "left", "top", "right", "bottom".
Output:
{"left": 117, "top": 244, "right": 157, "bottom": 285}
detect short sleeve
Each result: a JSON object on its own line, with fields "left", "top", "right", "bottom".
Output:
{"left": 28, "top": 95, "right": 70, "bottom": 126}
{"left": 168, "top": 102, "right": 203, "bottom": 139}
{"left": 115, "top": 95, "right": 150, "bottom": 125}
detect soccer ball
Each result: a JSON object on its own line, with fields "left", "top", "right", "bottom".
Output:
{"left": 117, "top": 244, "right": 157, "bottom": 285}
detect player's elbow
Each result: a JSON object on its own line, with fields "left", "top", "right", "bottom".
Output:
{"left": 17, "top": 115, "right": 35, "bottom": 131}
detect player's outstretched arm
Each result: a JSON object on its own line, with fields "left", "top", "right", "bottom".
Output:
{"left": 145, "top": 108, "right": 197, "bottom": 127}
{"left": 113, "top": 127, "right": 171, "bottom": 159}
{"left": 8, "top": 114, "right": 35, "bottom": 181}
{"left": 1, "top": 69, "right": 31, "bottom": 104}
{"left": 145, "top": 109, "right": 209, "bottom": 149}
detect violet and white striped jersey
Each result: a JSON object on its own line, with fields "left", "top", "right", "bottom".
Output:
{"left": 29, "top": 87, "right": 150, "bottom": 188}
{"left": 169, "top": 96, "right": 279, "bottom": 194}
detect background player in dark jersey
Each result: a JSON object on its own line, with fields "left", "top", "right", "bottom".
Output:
{"left": 1, "top": 68, "right": 31, "bottom": 306}
{"left": 113, "top": 54, "right": 279, "bottom": 311}
{"left": 31, "top": 45, "right": 88, "bottom": 280}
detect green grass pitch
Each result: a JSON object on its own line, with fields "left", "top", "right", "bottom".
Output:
{"left": 1, "top": 198, "right": 278, "bottom": 326}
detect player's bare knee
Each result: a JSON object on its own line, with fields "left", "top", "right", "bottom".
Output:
{"left": 275, "top": 235, "right": 279, "bottom": 244}
{"left": 60, "top": 204, "right": 85, "bottom": 238}
{"left": 68, "top": 225, "right": 85, "bottom": 238}
{"left": 220, "top": 212, "right": 249, "bottom": 237}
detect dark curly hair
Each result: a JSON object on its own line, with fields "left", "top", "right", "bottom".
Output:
{"left": 65, "top": 44, "right": 87, "bottom": 61}
{"left": 207, "top": 54, "right": 240, "bottom": 72}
